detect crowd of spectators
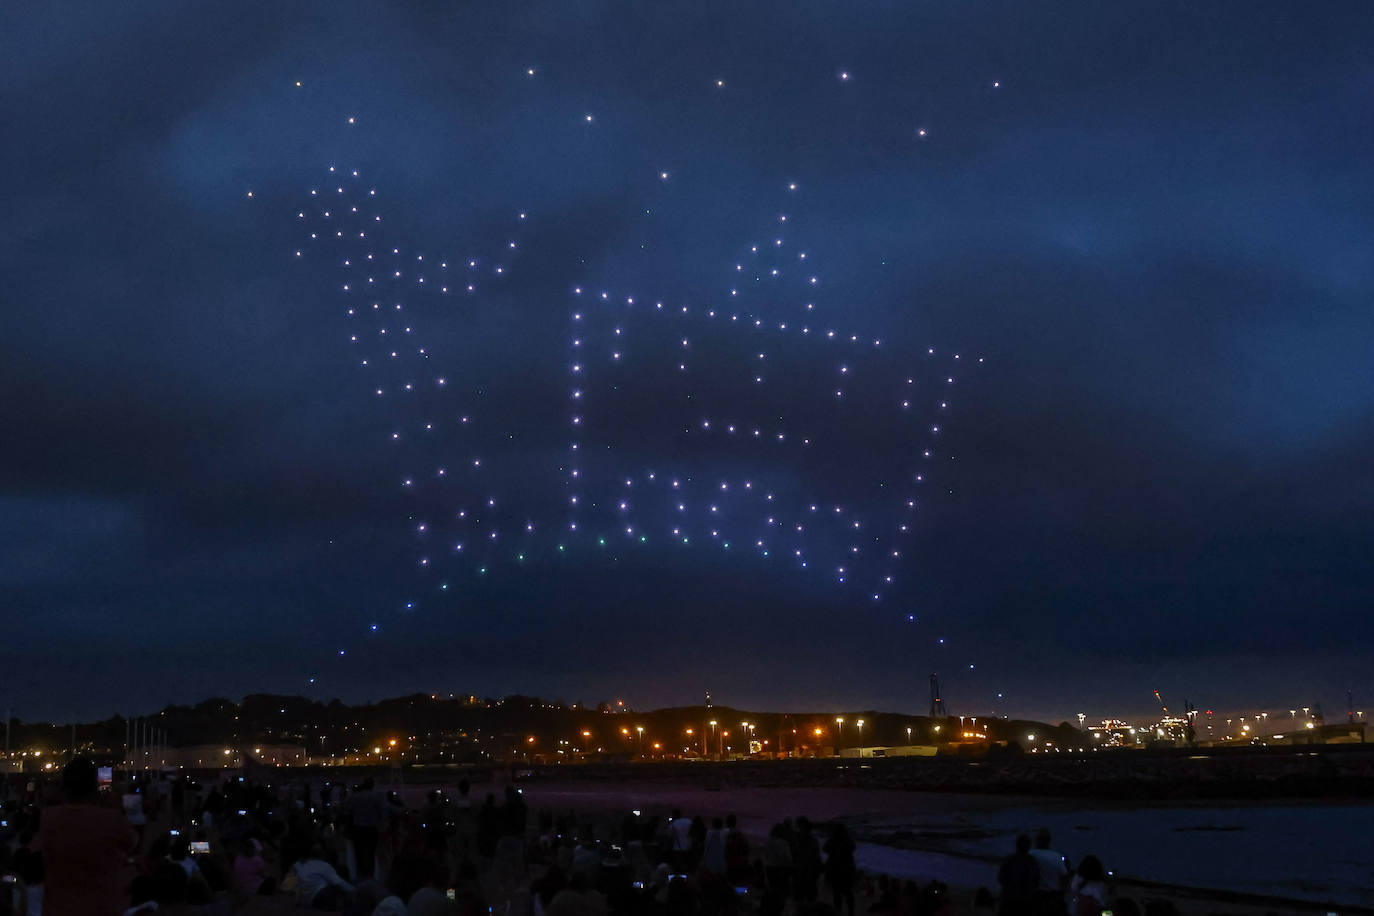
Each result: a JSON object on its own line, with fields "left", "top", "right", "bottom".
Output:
{"left": 1, "top": 758, "right": 1145, "bottom": 916}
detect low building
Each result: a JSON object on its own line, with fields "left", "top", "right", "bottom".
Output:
{"left": 123, "top": 743, "right": 309, "bottom": 770}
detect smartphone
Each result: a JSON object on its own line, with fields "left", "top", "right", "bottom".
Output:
{"left": 190, "top": 841, "right": 211, "bottom": 855}
{"left": 2, "top": 875, "right": 18, "bottom": 885}
{"left": 169, "top": 829, "right": 180, "bottom": 836}
{"left": 447, "top": 889, "right": 456, "bottom": 901}
{"left": 735, "top": 887, "right": 748, "bottom": 895}
{"left": 632, "top": 882, "right": 644, "bottom": 890}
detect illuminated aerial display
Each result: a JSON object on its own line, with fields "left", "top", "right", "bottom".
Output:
{"left": 298, "top": 162, "right": 978, "bottom": 656}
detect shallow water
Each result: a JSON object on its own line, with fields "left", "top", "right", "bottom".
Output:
{"left": 480, "top": 778, "right": 1374, "bottom": 909}
{"left": 855, "top": 800, "right": 1374, "bottom": 909}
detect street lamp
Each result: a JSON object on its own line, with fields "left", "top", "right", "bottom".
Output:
{"left": 835, "top": 717, "right": 844, "bottom": 746}
{"left": 635, "top": 726, "right": 644, "bottom": 754}
{"left": 856, "top": 719, "right": 865, "bottom": 744}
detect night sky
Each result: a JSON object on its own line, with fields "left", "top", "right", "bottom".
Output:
{"left": 5, "top": 2, "right": 1372, "bottom": 723}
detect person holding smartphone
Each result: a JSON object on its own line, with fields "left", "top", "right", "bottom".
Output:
{"left": 34, "top": 758, "right": 138, "bottom": 916}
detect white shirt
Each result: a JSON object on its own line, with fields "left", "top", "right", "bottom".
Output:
{"left": 669, "top": 818, "right": 693, "bottom": 851}
{"left": 1067, "top": 876, "right": 1107, "bottom": 916}
{"left": 294, "top": 858, "right": 354, "bottom": 903}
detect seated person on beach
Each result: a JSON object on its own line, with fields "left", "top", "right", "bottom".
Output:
{"left": 1066, "top": 855, "right": 1108, "bottom": 916}
{"left": 291, "top": 843, "right": 355, "bottom": 909}
{"left": 997, "top": 834, "right": 1039, "bottom": 916}
{"left": 549, "top": 871, "right": 608, "bottom": 916}
{"left": 233, "top": 836, "right": 274, "bottom": 895}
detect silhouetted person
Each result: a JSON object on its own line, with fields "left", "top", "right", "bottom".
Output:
{"left": 502, "top": 785, "right": 528, "bottom": 836}
{"left": 1066, "top": 855, "right": 1108, "bottom": 916}
{"left": 12, "top": 844, "right": 44, "bottom": 916}
{"left": 423, "top": 789, "right": 451, "bottom": 856}
{"left": 534, "top": 864, "right": 568, "bottom": 916}
{"left": 689, "top": 815, "right": 707, "bottom": 868}
{"left": 724, "top": 814, "right": 750, "bottom": 886}
{"left": 823, "top": 824, "right": 857, "bottom": 916}
{"left": 1029, "top": 828, "right": 1068, "bottom": 916}
{"left": 793, "top": 816, "right": 821, "bottom": 902}
{"left": 170, "top": 777, "right": 186, "bottom": 825}
{"left": 764, "top": 823, "right": 793, "bottom": 898}
{"left": 702, "top": 816, "right": 728, "bottom": 875}
{"left": 452, "top": 858, "right": 489, "bottom": 916}
{"left": 202, "top": 784, "right": 224, "bottom": 830}
{"left": 478, "top": 793, "right": 501, "bottom": 859}
{"left": 346, "top": 777, "right": 384, "bottom": 879}
{"left": 998, "top": 834, "right": 1039, "bottom": 916}
{"left": 291, "top": 843, "right": 354, "bottom": 909}
{"left": 451, "top": 777, "right": 477, "bottom": 866}
{"left": 36, "top": 757, "right": 138, "bottom": 916}
{"left": 668, "top": 808, "right": 693, "bottom": 871}
{"left": 549, "top": 870, "right": 608, "bottom": 916}
{"left": 234, "top": 836, "right": 273, "bottom": 895}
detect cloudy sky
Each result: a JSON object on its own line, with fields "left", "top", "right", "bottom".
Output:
{"left": 3, "top": 1, "right": 1372, "bottom": 723}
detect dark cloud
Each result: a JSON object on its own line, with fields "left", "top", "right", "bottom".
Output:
{"left": 3, "top": 1, "right": 1371, "bottom": 721}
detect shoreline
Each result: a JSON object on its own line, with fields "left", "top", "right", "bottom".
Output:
{"left": 506, "top": 775, "right": 1374, "bottom": 914}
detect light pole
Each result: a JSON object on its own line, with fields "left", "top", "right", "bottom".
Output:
{"left": 835, "top": 717, "right": 844, "bottom": 748}
{"left": 856, "top": 719, "right": 865, "bottom": 745}
{"left": 906, "top": 725, "right": 912, "bottom": 744}
{"left": 635, "top": 726, "right": 644, "bottom": 756}
{"left": 709, "top": 720, "right": 718, "bottom": 759}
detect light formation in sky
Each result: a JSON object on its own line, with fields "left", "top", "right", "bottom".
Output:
{"left": 278, "top": 64, "right": 1000, "bottom": 678}
{"left": 294, "top": 162, "right": 977, "bottom": 668}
